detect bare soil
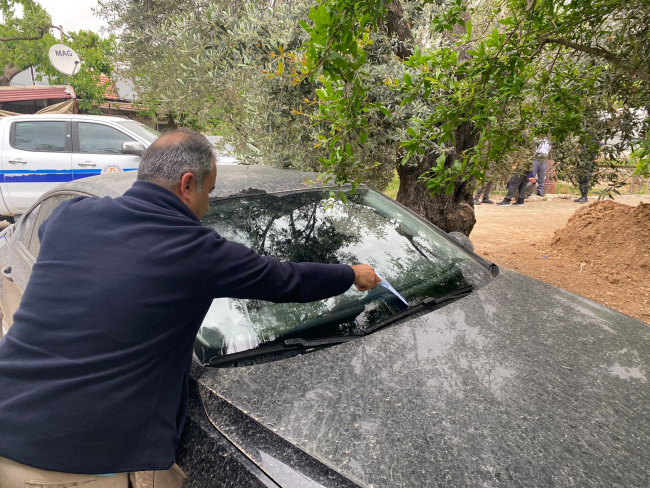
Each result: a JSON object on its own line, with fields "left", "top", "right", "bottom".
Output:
{"left": 471, "top": 195, "right": 650, "bottom": 324}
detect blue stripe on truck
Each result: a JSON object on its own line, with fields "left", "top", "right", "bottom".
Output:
{"left": 0, "top": 168, "right": 137, "bottom": 183}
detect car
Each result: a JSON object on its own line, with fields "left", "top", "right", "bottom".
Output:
{"left": 0, "top": 114, "right": 160, "bottom": 218}
{"left": 0, "top": 166, "right": 648, "bottom": 487}
{"left": 205, "top": 135, "right": 239, "bottom": 165}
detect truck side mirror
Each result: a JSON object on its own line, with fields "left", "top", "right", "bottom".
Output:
{"left": 122, "top": 141, "right": 145, "bottom": 156}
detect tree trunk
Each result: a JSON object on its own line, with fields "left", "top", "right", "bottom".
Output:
{"left": 397, "top": 121, "right": 479, "bottom": 235}
{"left": 386, "top": 1, "right": 478, "bottom": 235}
{"left": 383, "top": 0, "right": 414, "bottom": 60}
{"left": 2, "top": 65, "right": 23, "bottom": 86}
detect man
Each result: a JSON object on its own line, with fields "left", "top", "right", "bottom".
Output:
{"left": 525, "top": 171, "right": 538, "bottom": 198}
{"left": 574, "top": 173, "right": 591, "bottom": 203}
{"left": 574, "top": 139, "right": 598, "bottom": 203}
{"left": 505, "top": 170, "right": 539, "bottom": 201}
{"left": 531, "top": 137, "right": 551, "bottom": 197}
{"left": 0, "top": 130, "right": 381, "bottom": 487}
{"left": 497, "top": 164, "right": 530, "bottom": 207}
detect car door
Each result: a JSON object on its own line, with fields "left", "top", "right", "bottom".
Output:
{"left": 0, "top": 119, "right": 72, "bottom": 214}
{"left": 72, "top": 121, "right": 141, "bottom": 179}
{"left": 0, "top": 193, "right": 80, "bottom": 335}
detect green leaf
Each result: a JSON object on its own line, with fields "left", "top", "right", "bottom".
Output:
{"left": 378, "top": 105, "right": 391, "bottom": 117}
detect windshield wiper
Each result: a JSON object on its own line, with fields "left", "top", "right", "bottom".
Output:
{"left": 422, "top": 285, "right": 474, "bottom": 306}
{"left": 207, "top": 286, "right": 474, "bottom": 367}
{"left": 207, "top": 335, "right": 361, "bottom": 366}
{"left": 363, "top": 285, "right": 474, "bottom": 335}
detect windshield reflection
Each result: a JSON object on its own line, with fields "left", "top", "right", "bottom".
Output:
{"left": 197, "top": 189, "right": 492, "bottom": 363}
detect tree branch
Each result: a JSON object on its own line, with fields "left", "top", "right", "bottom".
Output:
{"left": 0, "top": 25, "right": 73, "bottom": 42}
{"left": 542, "top": 37, "right": 650, "bottom": 82}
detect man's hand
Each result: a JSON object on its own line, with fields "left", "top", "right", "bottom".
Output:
{"left": 350, "top": 264, "right": 381, "bottom": 292}
{"left": 529, "top": 177, "right": 537, "bottom": 183}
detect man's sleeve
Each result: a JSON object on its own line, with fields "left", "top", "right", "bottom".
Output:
{"left": 204, "top": 233, "right": 356, "bottom": 303}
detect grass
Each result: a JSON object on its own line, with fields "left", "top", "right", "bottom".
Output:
{"left": 384, "top": 170, "right": 399, "bottom": 199}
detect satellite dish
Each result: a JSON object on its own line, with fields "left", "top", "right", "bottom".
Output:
{"left": 48, "top": 44, "right": 81, "bottom": 76}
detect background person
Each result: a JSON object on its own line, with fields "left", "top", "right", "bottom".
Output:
{"left": 573, "top": 136, "right": 600, "bottom": 203}
{"left": 497, "top": 163, "right": 530, "bottom": 207}
{"left": 574, "top": 163, "right": 594, "bottom": 203}
{"left": 525, "top": 172, "right": 538, "bottom": 198}
{"left": 532, "top": 137, "right": 551, "bottom": 196}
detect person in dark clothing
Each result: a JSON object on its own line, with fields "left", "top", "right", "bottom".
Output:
{"left": 573, "top": 137, "right": 599, "bottom": 203}
{"left": 518, "top": 170, "right": 539, "bottom": 199}
{"left": 497, "top": 166, "right": 530, "bottom": 207}
{"left": 0, "top": 130, "right": 381, "bottom": 487}
{"left": 575, "top": 162, "right": 594, "bottom": 203}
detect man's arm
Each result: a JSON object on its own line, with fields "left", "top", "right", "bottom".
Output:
{"left": 205, "top": 234, "right": 379, "bottom": 303}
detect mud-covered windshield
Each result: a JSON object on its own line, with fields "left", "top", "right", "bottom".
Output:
{"left": 196, "top": 188, "right": 492, "bottom": 363}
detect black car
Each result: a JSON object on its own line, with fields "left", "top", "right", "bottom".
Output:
{"left": 0, "top": 166, "right": 648, "bottom": 487}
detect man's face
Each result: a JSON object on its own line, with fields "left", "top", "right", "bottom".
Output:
{"left": 185, "top": 161, "right": 217, "bottom": 220}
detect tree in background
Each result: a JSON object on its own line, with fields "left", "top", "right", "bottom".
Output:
{"left": 0, "top": 0, "right": 54, "bottom": 86}
{"left": 1, "top": 0, "right": 116, "bottom": 112}
{"left": 97, "top": 0, "right": 403, "bottom": 190}
{"left": 98, "top": 0, "right": 649, "bottom": 234}
{"left": 296, "top": 0, "right": 649, "bottom": 233}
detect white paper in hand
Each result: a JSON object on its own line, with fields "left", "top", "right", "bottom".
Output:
{"left": 376, "top": 273, "right": 409, "bottom": 306}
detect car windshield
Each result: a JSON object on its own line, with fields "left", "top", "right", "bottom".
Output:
{"left": 115, "top": 120, "right": 160, "bottom": 144}
{"left": 196, "top": 188, "right": 493, "bottom": 363}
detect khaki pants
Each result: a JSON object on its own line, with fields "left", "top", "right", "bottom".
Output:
{"left": 0, "top": 456, "right": 128, "bottom": 488}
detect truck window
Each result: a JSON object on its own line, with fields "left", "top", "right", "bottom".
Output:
{"left": 77, "top": 123, "right": 135, "bottom": 154}
{"left": 12, "top": 122, "right": 67, "bottom": 152}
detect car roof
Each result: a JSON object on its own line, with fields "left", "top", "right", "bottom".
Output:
{"left": 44, "top": 165, "right": 342, "bottom": 200}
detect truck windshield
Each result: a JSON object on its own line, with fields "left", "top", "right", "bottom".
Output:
{"left": 196, "top": 188, "right": 493, "bottom": 363}
{"left": 115, "top": 121, "right": 160, "bottom": 144}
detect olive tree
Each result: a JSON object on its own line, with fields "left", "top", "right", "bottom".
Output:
{"left": 98, "top": 0, "right": 649, "bottom": 233}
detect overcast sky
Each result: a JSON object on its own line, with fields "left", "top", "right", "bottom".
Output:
{"left": 16, "top": 0, "right": 109, "bottom": 37}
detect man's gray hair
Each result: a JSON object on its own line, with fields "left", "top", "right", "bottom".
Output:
{"left": 137, "top": 129, "right": 215, "bottom": 193}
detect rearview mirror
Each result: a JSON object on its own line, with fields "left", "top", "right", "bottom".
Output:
{"left": 122, "top": 141, "right": 145, "bottom": 156}
{"left": 448, "top": 231, "right": 474, "bottom": 252}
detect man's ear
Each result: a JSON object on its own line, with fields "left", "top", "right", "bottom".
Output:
{"left": 179, "top": 172, "right": 196, "bottom": 201}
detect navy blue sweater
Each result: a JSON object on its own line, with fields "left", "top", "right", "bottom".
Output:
{"left": 0, "top": 181, "right": 355, "bottom": 474}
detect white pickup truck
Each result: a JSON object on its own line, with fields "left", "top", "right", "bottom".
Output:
{"left": 0, "top": 114, "right": 160, "bottom": 219}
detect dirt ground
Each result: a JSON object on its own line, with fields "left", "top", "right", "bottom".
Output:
{"left": 471, "top": 194, "right": 650, "bottom": 324}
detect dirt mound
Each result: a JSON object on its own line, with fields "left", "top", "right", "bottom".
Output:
{"left": 551, "top": 200, "right": 650, "bottom": 288}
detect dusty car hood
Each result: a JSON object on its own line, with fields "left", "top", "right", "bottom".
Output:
{"left": 198, "top": 270, "right": 650, "bottom": 487}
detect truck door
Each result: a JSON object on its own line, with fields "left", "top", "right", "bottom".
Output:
{"left": 72, "top": 121, "right": 141, "bottom": 179}
{"left": 0, "top": 119, "right": 72, "bottom": 214}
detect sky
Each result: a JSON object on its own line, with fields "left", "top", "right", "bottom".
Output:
{"left": 17, "top": 0, "right": 109, "bottom": 37}
{"left": 9, "top": 0, "right": 111, "bottom": 85}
